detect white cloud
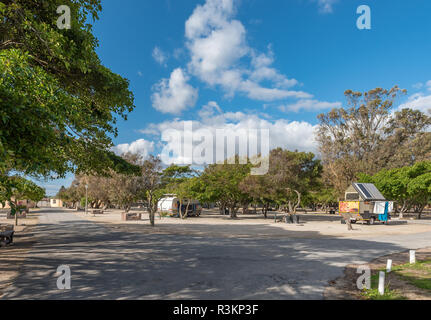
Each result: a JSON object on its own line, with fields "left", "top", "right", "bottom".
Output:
{"left": 249, "top": 48, "right": 298, "bottom": 88}
{"left": 279, "top": 99, "right": 342, "bottom": 113}
{"left": 152, "top": 46, "right": 168, "bottom": 66}
{"left": 198, "top": 101, "right": 223, "bottom": 119}
{"left": 397, "top": 93, "right": 431, "bottom": 114}
{"left": 151, "top": 68, "right": 198, "bottom": 114}
{"left": 112, "top": 139, "right": 155, "bottom": 159}
{"left": 141, "top": 103, "right": 318, "bottom": 165}
{"left": 315, "top": 0, "right": 338, "bottom": 13}
{"left": 184, "top": 0, "right": 309, "bottom": 102}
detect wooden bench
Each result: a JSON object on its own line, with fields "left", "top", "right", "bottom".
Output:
{"left": 92, "top": 209, "right": 104, "bottom": 215}
{"left": 121, "top": 212, "right": 142, "bottom": 221}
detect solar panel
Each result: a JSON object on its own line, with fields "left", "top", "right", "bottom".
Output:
{"left": 357, "top": 183, "right": 372, "bottom": 199}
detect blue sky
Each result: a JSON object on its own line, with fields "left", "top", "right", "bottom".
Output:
{"left": 39, "top": 0, "right": 431, "bottom": 195}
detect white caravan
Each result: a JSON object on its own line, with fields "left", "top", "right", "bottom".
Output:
{"left": 157, "top": 195, "right": 202, "bottom": 217}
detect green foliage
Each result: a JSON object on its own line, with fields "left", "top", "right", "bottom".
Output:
{"left": 359, "top": 161, "right": 431, "bottom": 214}
{"left": 198, "top": 156, "right": 251, "bottom": 216}
{"left": 0, "top": 0, "right": 138, "bottom": 193}
{"left": 2, "top": 176, "right": 45, "bottom": 215}
{"left": 317, "top": 86, "right": 431, "bottom": 196}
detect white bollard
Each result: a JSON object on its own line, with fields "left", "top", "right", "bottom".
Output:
{"left": 410, "top": 250, "right": 416, "bottom": 264}
{"left": 386, "top": 259, "right": 392, "bottom": 273}
{"left": 378, "top": 271, "right": 385, "bottom": 295}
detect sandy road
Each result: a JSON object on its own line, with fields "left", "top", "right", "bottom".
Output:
{"left": 2, "top": 208, "right": 431, "bottom": 299}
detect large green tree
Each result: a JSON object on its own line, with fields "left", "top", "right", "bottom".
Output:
{"left": 317, "top": 86, "right": 431, "bottom": 196}
{"left": 0, "top": 0, "right": 139, "bottom": 204}
{"left": 199, "top": 157, "right": 251, "bottom": 218}
{"left": 359, "top": 161, "right": 431, "bottom": 219}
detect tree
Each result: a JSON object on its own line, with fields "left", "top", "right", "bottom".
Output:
{"left": 316, "top": 86, "right": 414, "bottom": 196}
{"left": 2, "top": 176, "right": 45, "bottom": 225}
{"left": 198, "top": 156, "right": 251, "bottom": 218}
{"left": 171, "top": 178, "right": 200, "bottom": 219}
{"left": 239, "top": 174, "right": 273, "bottom": 218}
{"left": 141, "top": 156, "right": 162, "bottom": 226}
{"left": 267, "top": 148, "right": 322, "bottom": 219}
{"left": 0, "top": 0, "right": 139, "bottom": 207}
{"left": 359, "top": 161, "right": 431, "bottom": 219}
{"left": 106, "top": 153, "right": 145, "bottom": 212}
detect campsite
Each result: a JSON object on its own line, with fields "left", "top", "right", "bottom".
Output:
{"left": 2, "top": 0, "right": 431, "bottom": 310}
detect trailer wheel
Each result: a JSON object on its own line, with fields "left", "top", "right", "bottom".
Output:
{"left": 351, "top": 220, "right": 357, "bottom": 224}
{"left": 368, "top": 217, "right": 375, "bottom": 225}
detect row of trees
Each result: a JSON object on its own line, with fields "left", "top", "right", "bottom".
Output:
{"left": 58, "top": 149, "right": 325, "bottom": 222}
{"left": 57, "top": 85, "right": 431, "bottom": 223}
{"left": 2, "top": 0, "right": 429, "bottom": 224}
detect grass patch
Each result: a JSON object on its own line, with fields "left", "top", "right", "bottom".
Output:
{"left": 361, "top": 259, "right": 431, "bottom": 300}
{"left": 392, "top": 260, "right": 431, "bottom": 292}
{"left": 361, "top": 273, "right": 405, "bottom": 300}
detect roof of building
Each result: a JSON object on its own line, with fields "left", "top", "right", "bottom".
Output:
{"left": 352, "top": 183, "right": 386, "bottom": 201}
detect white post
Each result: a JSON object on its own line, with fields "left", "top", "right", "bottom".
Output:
{"left": 378, "top": 271, "right": 385, "bottom": 295}
{"left": 386, "top": 259, "right": 392, "bottom": 273}
{"left": 410, "top": 250, "right": 416, "bottom": 264}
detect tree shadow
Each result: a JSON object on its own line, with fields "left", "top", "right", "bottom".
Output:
{"left": 0, "top": 210, "right": 422, "bottom": 300}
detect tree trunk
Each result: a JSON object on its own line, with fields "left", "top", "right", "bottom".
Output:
{"left": 230, "top": 206, "right": 237, "bottom": 218}
{"left": 292, "top": 190, "right": 301, "bottom": 214}
{"left": 148, "top": 194, "right": 155, "bottom": 226}
{"left": 219, "top": 203, "right": 225, "bottom": 215}
{"left": 179, "top": 199, "right": 184, "bottom": 219}
{"left": 242, "top": 205, "right": 248, "bottom": 214}
{"left": 417, "top": 204, "right": 425, "bottom": 219}
{"left": 185, "top": 201, "right": 191, "bottom": 219}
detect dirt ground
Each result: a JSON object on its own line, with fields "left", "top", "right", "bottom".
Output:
{"left": 71, "top": 208, "right": 431, "bottom": 239}
{"left": 324, "top": 247, "right": 431, "bottom": 300}
{"left": 0, "top": 210, "right": 39, "bottom": 299}
{"left": 2, "top": 208, "right": 431, "bottom": 299}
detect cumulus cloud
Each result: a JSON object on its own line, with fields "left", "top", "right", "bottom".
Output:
{"left": 140, "top": 103, "right": 318, "bottom": 166}
{"left": 152, "top": 46, "right": 168, "bottom": 66}
{"left": 397, "top": 93, "right": 431, "bottom": 114}
{"left": 151, "top": 68, "right": 198, "bottom": 114}
{"left": 279, "top": 99, "right": 342, "bottom": 113}
{"left": 112, "top": 139, "right": 155, "bottom": 159}
{"left": 184, "top": 0, "right": 308, "bottom": 101}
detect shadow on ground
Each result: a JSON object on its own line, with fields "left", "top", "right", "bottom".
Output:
{"left": 0, "top": 209, "right": 419, "bottom": 300}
